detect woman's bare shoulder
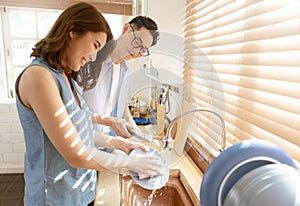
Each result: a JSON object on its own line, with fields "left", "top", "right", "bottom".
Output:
{"left": 18, "top": 65, "right": 59, "bottom": 108}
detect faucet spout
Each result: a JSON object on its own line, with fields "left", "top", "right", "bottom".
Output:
{"left": 161, "top": 108, "right": 226, "bottom": 152}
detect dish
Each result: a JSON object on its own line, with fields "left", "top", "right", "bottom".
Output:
{"left": 129, "top": 147, "right": 169, "bottom": 190}
{"left": 200, "top": 139, "right": 298, "bottom": 206}
{"left": 224, "top": 164, "right": 300, "bottom": 206}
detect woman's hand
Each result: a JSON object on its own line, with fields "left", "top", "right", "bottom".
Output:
{"left": 112, "top": 149, "right": 165, "bottom": 177}
{"left": 127, "top": 154, "right": 164, "bottom": 177}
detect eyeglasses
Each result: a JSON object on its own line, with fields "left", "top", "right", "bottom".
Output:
{"left": 130, "top": 24, "right": 150, "bottom": 57}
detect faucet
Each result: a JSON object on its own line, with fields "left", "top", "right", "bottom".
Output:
{"left": 161, "top": 108, "right": 226, "bottom": 152}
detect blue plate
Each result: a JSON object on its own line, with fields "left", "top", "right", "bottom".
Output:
{"left": 200, "top": 139, "right": 297, "bottom": 206}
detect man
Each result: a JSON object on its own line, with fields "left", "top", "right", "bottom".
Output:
{"left": 77, "top": 16, "right": 159, "bottom": 139}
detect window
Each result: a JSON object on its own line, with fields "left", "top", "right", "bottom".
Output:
{"left": 0, "top": 6, "right": 125, "bottom": 100}
{"left": 0, "top": 7, "right": 61, "bottom": 99}
{"left": 183, "top": 0, "right": 300, "bottom": 169}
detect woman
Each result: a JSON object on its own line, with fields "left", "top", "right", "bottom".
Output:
{"left": 15, "top": 2, "right": 163, "bottom": 205}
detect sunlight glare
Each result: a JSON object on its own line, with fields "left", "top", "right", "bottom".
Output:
{"left": 54, "top": 105, "right": 66, "bottom": 117}
{"left": 98, "top": 188, "right": 105, "bottom": 196}
{"left": 96, "top": 200, "right": 104, "bottom": 205}
{"left": 59, "top": 117, "right": 71, "bottom": 128}
{"left": 70, "top": 138, "right": 80, "bottom": 148}
{"left": 64, "top": 126, "right": 76, "bottom": 139}
{"left": 54, "top": 170, "right": 68, "bottom": 183}
{"left": 77, "top": 147, "right": 86, "bottom": 156}
{"left": 72, "top": 169, "right": 92, "bottom": 189}
{"left": 86, "top": 148, "right": 97, "bottom": 161}
{"left": 82, "top": 180, "right": 90, "bottom": 191}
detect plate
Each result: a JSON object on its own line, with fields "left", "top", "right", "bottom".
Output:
{"left": 199, "top": 139, "right": 298, "bottom": 206}
{"left": 224, "top": 164, "right": 300, "bottom": 206}
{"left": 129, "top": 147, "right": 169, "bottom": 190}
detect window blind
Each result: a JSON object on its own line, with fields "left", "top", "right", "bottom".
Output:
{"left": 183, "top": 0, "right": 300, "bottom": 165}
{"left": 0, "top": 0, "right": 132, "bottom": 15}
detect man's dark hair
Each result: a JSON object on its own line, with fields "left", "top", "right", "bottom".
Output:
{"left": 129, "top": 16, "right": 159, "bottom": 46}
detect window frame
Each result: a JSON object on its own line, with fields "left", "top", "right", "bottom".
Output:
{"left": 0, "top": 6, "right": 62, "bottom": 99}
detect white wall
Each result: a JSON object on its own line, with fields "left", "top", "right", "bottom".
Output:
{"left": 148, "top": 0, "right": 186, "bottom": 75}
{"left": 130, "top": 0, "right": 186, "bottom": 75}
{"left": 148, "top": 0, "right": 186, "bottom": 121}
{"left": 0, "top": 101, "right": 25, "bottom": 173}
{"left": 146, "top": 0, "right": 185, "bottom": 35}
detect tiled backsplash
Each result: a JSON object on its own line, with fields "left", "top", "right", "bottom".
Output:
{"left": 0, "top": 102, "right": 25, "bottom": 173}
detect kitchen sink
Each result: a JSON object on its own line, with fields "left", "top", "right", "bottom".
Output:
{"left": 119, "top": 170, "right": 194, "bottom": 206}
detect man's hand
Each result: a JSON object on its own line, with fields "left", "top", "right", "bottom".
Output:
{"left": 110, "top": 118, "right": 133, "bottom": 138}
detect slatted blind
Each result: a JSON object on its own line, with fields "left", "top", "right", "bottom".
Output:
{"left": 0, "top": 0, "right": 132, "bottom": 15}
{"left": 183, "top": 0, "right": 300, "bottom": 164}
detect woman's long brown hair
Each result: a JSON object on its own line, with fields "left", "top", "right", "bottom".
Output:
{"left": 30, "top": 2, "right": 113, "bottom": 79}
